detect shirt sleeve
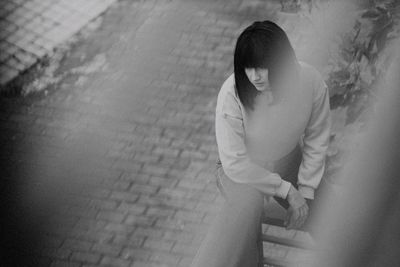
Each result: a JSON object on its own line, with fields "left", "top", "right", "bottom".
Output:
{"left": 215, "top": 94, "right": 291, "bottom": 199}
{"left": 298, "top": 74, "right": 331, "bottom": 199}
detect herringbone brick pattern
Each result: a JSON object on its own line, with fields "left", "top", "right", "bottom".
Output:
{"left": 0, "top": 0, "right": 116, "bottom": 85}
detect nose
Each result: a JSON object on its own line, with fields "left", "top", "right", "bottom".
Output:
{"left": 248, "top": 68, "right": 261, "bottom": 82}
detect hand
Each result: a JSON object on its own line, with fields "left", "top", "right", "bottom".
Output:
{"left": 285, "top": 185, "right": 309, "bottom": 230}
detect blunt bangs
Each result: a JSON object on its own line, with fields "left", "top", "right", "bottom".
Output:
{"left": 233, "top": 20, "right": 299, "bottom": 110}
{"left": 237, "top": 32, "right": 271, "bottom": 69}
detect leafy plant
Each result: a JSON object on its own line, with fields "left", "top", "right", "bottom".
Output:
{"left": 327, "top": 0, "right": 400, "bottom": 124}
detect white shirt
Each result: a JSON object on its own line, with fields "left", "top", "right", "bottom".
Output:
{"left": 215, "top": 62, "right": 331, "bottom": 199}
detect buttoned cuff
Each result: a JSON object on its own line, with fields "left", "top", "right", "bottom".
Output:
{"left": 275, "top": 180, "right": 292, "bottom": 199}
{"left": 299, "top": 185, "right": 315, "bottom": 200}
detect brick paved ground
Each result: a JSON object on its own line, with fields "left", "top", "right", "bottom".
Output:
{"left": 0, "top": 0, "right": 344, "bottom": 266}
{"left": 0, "top": 0, "right": 116, "bottom": 85}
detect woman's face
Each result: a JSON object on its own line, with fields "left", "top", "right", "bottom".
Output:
{"left": 245, "top": 67, "right": 270, "bottom": 92}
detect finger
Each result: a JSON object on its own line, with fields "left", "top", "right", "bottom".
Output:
{"left": 299, "top": 205, "right": 309, "bottom": 228}
{"left": 293, "top": 210, "right": 301, "bottom": 229}
{"left": 292, "top": 211, "right": 300, "bottom": 229}
{"left": 298, "top": 207, "right": 306, "bottom": 228}
{"left": 296, "top": 210, "right": 304, "bottom": 229}
{"left": 286, "top": 215, "right": 294, "bottom": 230}
{"left": 296, "top": 205, "right": 307, "bottom": 229}
{"left": 295, "top": 206, "right": 306, "bottom": 229}
{"left": 296, "top": 208, "right": 304, "bottom": 229}
{"left": 285, "top": 210, "right": 292, "bottom": 229}
{"left": 285, "top": 208, "right": 292, "bottom": 227}
{"left": 288, "top": 209, "right": 299, "bottom": 230}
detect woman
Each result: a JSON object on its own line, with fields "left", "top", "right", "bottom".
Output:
{"left": 191, "top": 20, "right": 331, "bottom": 267}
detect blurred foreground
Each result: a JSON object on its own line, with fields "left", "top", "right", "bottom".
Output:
{"left": 311, "top": 43, "right": 400, "bottom": 267}
{"left": 0, "top": 0, "right": 399, "bottom": 266}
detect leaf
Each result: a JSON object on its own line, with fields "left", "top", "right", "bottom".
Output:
{"left": 346, "top": 92, "right": 369, "bottom": 124}
{"left": 376, "top": 5, "right": 388, "bottom": 13}
{"left": 371, "top": 40, "right": 378, "bottom": 54}
{"left": 387, "top": 27, "right": 400, "bottom": 38}
{"left": 361, "top": 9, "right": 381, "bottom": 19}
{"left": 360, "top": 65, "right": 374, "bottom": 85}
{"left": 331, "top": 69, "right": 351, "bottom": 82}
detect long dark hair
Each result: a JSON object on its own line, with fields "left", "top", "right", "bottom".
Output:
{"left": 234, "top": 20, "right": 299, "bottom": 110}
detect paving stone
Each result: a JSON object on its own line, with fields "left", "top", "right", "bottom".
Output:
{"left": 70, "top": 251, "right": 101, "bottom": 264}
{"left": 91, "top": 243, "right": 122, "bottom": 257}
{"left": 45, "top": 248, "right": 72, "bottom": 260}
{"left": 1, "top": 42, "right": 20, "bottom": 56}
{"left": 50, "top": 260, "right": 81, "bottom": 267}
{"left": 146, "top": 207, "right": 176, "bottom": 218}
{"left": 178, "top": 257, "right": 193, "bottom": 267}
{"left": 171, "top": 242, "right": 197, "bottom": 256}
{"left": 97, "top": 211, "right": 126, "bottom": 223}
{"left": 14, "top": 50, "right": 37, "bottom": 66}
{"left": 99, "top": 257, "right": 130, "bottom": 267}
{"left": 118, "top": 202, "right": 147, "bottom": 215}
{"left": 121, "top": 248, "right": 152, "bottom": 261}
{"left": 104, "top": 222, "right": 135, "bottom": 234}
{"left": 134, "top": 227, "right": 165, "bottom": 239}
{"left": 62, "top": 238, "right": 93, "bottom": 251}
{"left": 0, "top": 0, "right": 117, "bottom": 86}
{"left": 149, "top": 251, "right": 181, "bottom": 266}
{"left": 0, "top": 64, "right": 19, "bottom": 84}
{"left": 144, "top": 238, "right": 174, "bottom": 252}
